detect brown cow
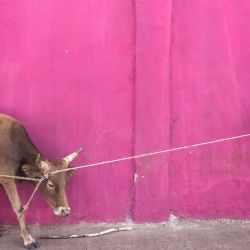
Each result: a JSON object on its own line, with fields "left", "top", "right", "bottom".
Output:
{"left": 0, "top": 114, "right": 82, "bottom": 249}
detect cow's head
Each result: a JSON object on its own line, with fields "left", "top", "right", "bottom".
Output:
{"left": 22, "top": 148, "right": 82, "bottom": 217}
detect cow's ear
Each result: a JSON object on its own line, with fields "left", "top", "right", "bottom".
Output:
{"left": 22, "top": 164, "right": 42, "bottom": 178}
{"left": 67, "top": 168, "right": 76, "bottom": 178}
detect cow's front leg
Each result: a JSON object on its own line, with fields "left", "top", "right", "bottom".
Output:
{"left": 2, "top": 180, "right": 38, "bottom": 249}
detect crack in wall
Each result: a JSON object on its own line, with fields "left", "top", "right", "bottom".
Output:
{"left": 128, "top": 0, "right": 137, "bottom": 221}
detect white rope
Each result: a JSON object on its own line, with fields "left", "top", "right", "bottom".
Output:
{"left": 0, "top": 175, "right": 40, "bottom": 182}
{"left": 41, "top": 133, "right": 249, "bottom": 241}
{"left": 0, "top": 132, "right": 249, "bottom": 219}
{"left": 52, "top": 133, "right": 250, "bottom": 175}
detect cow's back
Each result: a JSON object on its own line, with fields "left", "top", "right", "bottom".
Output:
{"left": 0, "top": 114, "right": 36, "bottom": 175}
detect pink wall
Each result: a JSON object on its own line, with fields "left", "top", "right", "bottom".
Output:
{"left": 0, "top": 0, "right": 249, "bottom": 224}
{"left": 170, "top": 0, "right": 250, "bottom": 219}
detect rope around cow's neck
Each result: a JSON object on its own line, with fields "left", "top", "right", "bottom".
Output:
{"left": 0, "top": 132, "right": 249, "bottom": 219}
{"left": 18, "top": 174, "right": 49, "bottom": 218}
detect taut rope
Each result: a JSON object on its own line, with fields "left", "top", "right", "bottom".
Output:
{"left": 0, "top": 133, "right": 249, "bottom": 218}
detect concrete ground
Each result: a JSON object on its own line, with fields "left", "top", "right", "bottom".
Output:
{"left": 1, "top": 219, "right": 250, "bottom": 250}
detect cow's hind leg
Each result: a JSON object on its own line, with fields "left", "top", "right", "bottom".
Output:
{"left": 2, "top": 180, "right": 38, "bottom": 249}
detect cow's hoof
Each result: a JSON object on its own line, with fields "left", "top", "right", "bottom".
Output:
{"left": 25, "top": 242, "right": 38, "bottom": 250}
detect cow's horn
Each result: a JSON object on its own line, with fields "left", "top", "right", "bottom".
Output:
{"left": 36, "top": 154, "right": 41, "bottom": 165}
{"left": 63, "top": 147, "right": 83, "bottom": 163}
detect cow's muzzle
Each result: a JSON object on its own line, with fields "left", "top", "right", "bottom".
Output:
{"left": 54, "top": 207, "right": 71, "bottom": 217}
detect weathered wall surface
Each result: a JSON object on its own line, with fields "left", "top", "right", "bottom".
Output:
{"left": 0, "top": 0, "right": 249, "bottom": 223}
{"left": 0, "top": 0, "right": 136, "bottom": 224}
{"left": 169, "top": 0, "right": 250, "bottom": 219}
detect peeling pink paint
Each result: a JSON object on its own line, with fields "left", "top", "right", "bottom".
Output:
{"left": 0, "top": 0, "right": 250, "bottom": 224}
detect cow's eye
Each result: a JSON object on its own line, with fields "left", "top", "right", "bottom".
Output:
{"left": 47, "top": 181, "right": 55, "bottom": 189}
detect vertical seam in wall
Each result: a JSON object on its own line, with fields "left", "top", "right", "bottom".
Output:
{"left": 168, "top": 0, "right": 174, "bottom": 215}
{"left": 129, "top": 0, "right": 137, "bottom": 220}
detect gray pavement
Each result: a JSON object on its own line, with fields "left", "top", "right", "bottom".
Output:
{"left": 1, "top": 219, "right": 250, "bottom": 249}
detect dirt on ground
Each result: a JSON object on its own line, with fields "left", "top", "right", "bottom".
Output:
{"left": 1, "top": 219, "right": 250, "bottom": 249}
